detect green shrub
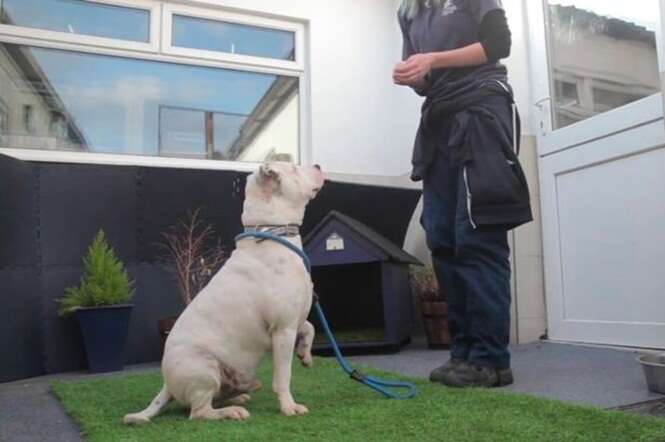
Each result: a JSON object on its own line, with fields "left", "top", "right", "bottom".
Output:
{"left": 58, "top": 230, "right": 134, "bottom": 316}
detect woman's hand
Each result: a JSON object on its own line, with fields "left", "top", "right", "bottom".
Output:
{"left": 393, "top": 53, "right": 433, "bottom": 86}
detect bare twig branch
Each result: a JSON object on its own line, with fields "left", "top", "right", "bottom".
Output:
{"left": 160, "top": 209, "right": 227, "bottom": 305}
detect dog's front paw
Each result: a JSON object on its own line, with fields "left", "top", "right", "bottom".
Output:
{"left": 298, "top": 353, "right": 313, "bottom": 368}
{"left": 221, "top": 406, "right": 251, "bottom": 421}
{"left": 281, "top": 403, "right": 309, "bottom": 416}
{"left": 123, "top": 413, "right": 151, "bottom": 425}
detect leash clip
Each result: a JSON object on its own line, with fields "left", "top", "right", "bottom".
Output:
{"left": 349, "top": 370, "right": 368, "bottom": 383}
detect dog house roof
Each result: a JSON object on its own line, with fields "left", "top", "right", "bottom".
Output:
{"left": 303, "top": 210, "right": 422, "bottom": 266}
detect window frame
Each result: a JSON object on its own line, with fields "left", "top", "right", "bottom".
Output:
{"left": 163, "top": 3, "right": 305, "bottom": 72}
{"left": 0, "top": 0, "right": 310, "bottom": 171}
{"left": 0, "top": 0, "right": 161, "bottom": 53}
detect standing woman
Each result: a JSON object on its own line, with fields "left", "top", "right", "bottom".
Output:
{"left": 394, "top": 0, "right": 532, "bottom": 388}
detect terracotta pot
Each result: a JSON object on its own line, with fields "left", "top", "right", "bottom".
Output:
{"left": 420, "top": 301, "right": 451, "bottom": 349}
{"left": 157, "top": 316, "right": 178, "bottom": 354}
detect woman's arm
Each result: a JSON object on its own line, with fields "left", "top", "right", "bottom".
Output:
{"left": 393, "top": 43, "right": 487, "bottom": 86}
{"left": 393, "top": 9, "right": 511, "bottom": 87}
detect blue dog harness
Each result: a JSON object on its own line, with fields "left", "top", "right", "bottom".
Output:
{"left": 236, "top": 229, "right": 417, "bottom": 400}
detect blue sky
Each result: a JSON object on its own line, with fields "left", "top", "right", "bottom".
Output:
{"left": 173, "top": 14, "right": 295, "bottom": 61}
{"left": 2, "top": 0, "right": 149, "bottom": 42}
{"left": 30, "top": 46, "right": 280, "bottom": 155}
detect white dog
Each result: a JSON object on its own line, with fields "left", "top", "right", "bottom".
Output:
{"left": 124, "top": 162, "right": 325, "bottom": 424}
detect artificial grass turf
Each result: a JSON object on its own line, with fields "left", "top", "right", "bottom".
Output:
{"left": 52, "top": 358, "right": 665, "bottom": 442}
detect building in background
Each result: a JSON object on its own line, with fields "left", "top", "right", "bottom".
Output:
{"left": 0, "top": 43, "right": 87, "bottom": 151}
{"left": 548, "top": 5, "right": 660, "bottom": 128}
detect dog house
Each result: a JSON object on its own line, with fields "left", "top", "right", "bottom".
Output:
{"left": 304, "top": 211, "right": 422, "bottom": 355}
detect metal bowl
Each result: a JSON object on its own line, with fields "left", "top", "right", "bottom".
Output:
{"left": 637, "top": 353, "right": 665, "bottom": 394}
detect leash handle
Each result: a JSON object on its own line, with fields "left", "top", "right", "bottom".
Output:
{"left": 235, "top": 231, "right": 418, "bottom": 400}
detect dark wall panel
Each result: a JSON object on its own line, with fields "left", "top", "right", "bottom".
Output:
{"left": 0, "top": 269, "right": 43, "bottom": 381}
{"left": 125, "top": 264, "right": 183, "bottom": 365}
{"left": 302, "top": 182, "right": 419, "bottom": 246}
{"left": 0, "top": 153, "right": 421, "bottom": 381}
{"left": 0, "top": 155, "right": 42, "bottom": 382}
{"left": 139, "top": 168, "right": 246, "bottom": 263}
{"left": 41, "top": 266, "right": 87, "bottom": 373}
{"left": 38, "top": 163, "right": 140, "bottom": 267}
{"left": 0, "top": 155, "right": 37, "bottom": 268}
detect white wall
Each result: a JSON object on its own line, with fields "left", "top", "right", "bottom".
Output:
{"left": 503, "top": 0, "right": 534, "bottom": 135}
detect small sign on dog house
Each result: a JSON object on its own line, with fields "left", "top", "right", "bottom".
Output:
{"left": 325, "top": 232, "right": 345, "bottom": 251}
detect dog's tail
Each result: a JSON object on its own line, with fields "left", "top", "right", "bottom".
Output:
{"left": 123, "top": 385, "right": 172, "bottom": 425}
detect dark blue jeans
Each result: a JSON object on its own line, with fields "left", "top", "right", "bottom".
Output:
{"left": 421, "top": 139, "right": 512, "bottom": 370}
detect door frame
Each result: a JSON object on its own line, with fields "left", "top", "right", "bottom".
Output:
{"left": 526, "top": 0, "right": 665, "bottom": 347}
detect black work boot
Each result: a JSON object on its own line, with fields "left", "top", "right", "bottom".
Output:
{"left": 429, "top": 358, "right": 468, "bottom": 383}
{"left": 438, "top": 363, "right": 514, "bottom": 388}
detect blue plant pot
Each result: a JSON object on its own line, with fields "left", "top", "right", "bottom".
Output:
{"left": 75, "top": 304, "right": 133, "bottom": 373}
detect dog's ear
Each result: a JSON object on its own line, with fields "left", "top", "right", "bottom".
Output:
{"left": 257, "top": 163, "right": 281, "bottom": 199}
{"left": 258, "top": 163, "right": 280, "bottom": 184}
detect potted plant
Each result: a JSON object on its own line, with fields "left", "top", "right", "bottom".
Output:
{"left": 159, "top": 209, "right": 226, "bottom": 351}
{"left": 58, "top": 230, "right": 134, "bottom": 372}
{"left": 409, "top": 266, "right": 450, "bottom": 349}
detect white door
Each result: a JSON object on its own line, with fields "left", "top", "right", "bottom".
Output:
{"left": 528, "top": 0, "right": 665, "bottom": 348}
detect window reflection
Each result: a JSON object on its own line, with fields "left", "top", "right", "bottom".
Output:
{"left": 547, "top": 2, "right": 661, "bottom": 129}
{"left": 1, "top": 0, "right": 150, "bottom": 42}
{"left": 0, "top": 43, "right": 299, "bottom": 163}
{"left": 172, "top": 14, "right": 295, "bottom": 61}
{"left": 0, "top": 99, "right": 8, "bottom": 146}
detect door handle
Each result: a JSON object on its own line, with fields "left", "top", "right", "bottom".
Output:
{"left": 533, "top": 97, "right": 552, "bottom": 136}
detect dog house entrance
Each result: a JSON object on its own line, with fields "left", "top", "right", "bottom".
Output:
{"left": 310, "top": 263, "right": 386, "bottom": 348}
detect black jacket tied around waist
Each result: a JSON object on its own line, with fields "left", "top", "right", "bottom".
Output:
{"left": 411, "top": 78, "right": 533, "bottom": 230}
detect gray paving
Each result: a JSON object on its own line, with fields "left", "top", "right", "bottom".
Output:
{"left": 0, "top": 377, "right": 83, "bottom": 442}
{"left": 350, "top": 340, "right": 664, "bottom": 408}
{"left": 1, "top": 342, "right": 662, "bottom": 441}
{"left": 0, "top": 363, "right": 157, "bottom": 442}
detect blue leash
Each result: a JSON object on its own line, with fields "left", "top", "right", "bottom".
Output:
{"left": 236, "top": 231, "right": 418, "bottom": 400}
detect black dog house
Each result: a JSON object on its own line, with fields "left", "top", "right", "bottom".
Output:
{"left": 304, "top": 211, "right": 422, "bottom": 355}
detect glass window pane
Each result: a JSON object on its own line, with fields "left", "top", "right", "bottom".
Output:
{"left": 159, "top": 107, "right": 206, "bottom": 158}
{"left": 0, "top": 99, "right": 8, "bottom": 146}
{"left": 0, "top": 43, "right": 300, "bottom": 163}
{"left": 546, "top": 1, "right": 661, "bottom": 129}
{"left": 212, "top": 113, "right": 248, "bottom": 159}
{"left": 1, "top": 0, "right": 150, "bottom": 42}
{"left": 172, "top": 14, "right": 296, "bottom": 61}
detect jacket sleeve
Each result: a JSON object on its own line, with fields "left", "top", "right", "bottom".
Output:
{"left": 466, "top": 0, "right": 504, "bottom": 23}
{"left": 478, "top": 9, "right": 512, "bottom": 61}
